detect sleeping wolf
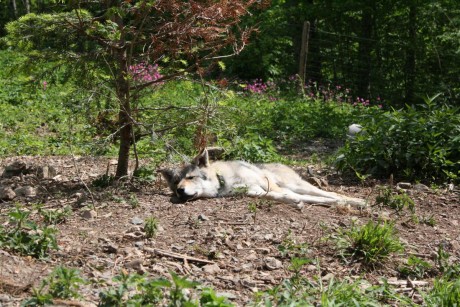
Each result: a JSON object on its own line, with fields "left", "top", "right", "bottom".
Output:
{"left": 160, "top": 149, "right": 365, "bottom": 209}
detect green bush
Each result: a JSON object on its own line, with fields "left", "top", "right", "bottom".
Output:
{"left": 422, "top": 278, "right": 460, "bottom": 307}
{"left": 0, "top": 205, "right": 59, "bottom": 258}
{"left": 334, "top": 220, "right": 404, "bottom": 267}
{"left": 337, "top": 98, "right": 460, "bottom": 183}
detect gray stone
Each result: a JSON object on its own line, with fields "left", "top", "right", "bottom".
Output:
{"left": 124, "top": 259, "right": 146, "bottom": 274}
{"left": 14, "top": 186, "right": 37, "bottom": 197}
{"left": 37, "top": 165, "right": 57, "bottom": 179}
{"left": 198, "top": 214, "right": 210, "bottom": 221}
{"left": 202, "top": 263, "right": 221, "bottom": 274}
{"left": 81, "top": 209, "right": 98, "bottom": 220}
{"left": 3, "top": 161, "right": 27, "bottom": 177}
{"left": 264, "top": 257, "right": 282, "bottom": 270}
{"left": 0, "top": 187, "right": 16, "bottom": 200}
{"left": 131, "top": 217, "right": 144, "bottom": 225}
{"left": 414, "top": 183, "right": 431, "bottom": 192}
{"left": 397, "top": 182, "right": 412, "bottom": 189}
{"left": 347, "top": 124, "right": 363, "bottom": 139}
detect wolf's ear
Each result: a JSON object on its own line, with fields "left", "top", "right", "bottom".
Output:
{"left": 192, "top": 149, "right": 210, "bottom": 167}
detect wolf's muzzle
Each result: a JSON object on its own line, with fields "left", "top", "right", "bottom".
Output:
{"left": 176, "top": 188, "right": 196, "bottom": 201}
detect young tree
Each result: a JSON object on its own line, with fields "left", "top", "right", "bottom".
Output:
{"left": 5, "top": 0, "right": 257, "bottom": 177}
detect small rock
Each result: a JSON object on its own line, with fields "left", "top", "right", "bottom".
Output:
{"left": 322, "top": 273, "right": 335, "bottom": 281}
{"left": 14, "top": 186, "right": 37, "bottom": 197}
{"left": 347, "top": 124, "right": 363, "bottom": 138}
{"left": 202, "top": 263, "right": 221, "bottom": 274}
{"left": 306, "top": 177, "right": 323, "bottom": 187}
{"left": 131, "top": 217, "right": 144, "bottom": 225}
{"left": 102, "top": 243, "right": 118, "bottom": 254}
{"left": 125, "top": 259, "right": 146, "bottom": 274}
{"left": 134, "top": 241, "right": 144, "bottom": 249}
{"left": 81, "top": 209, "right": 98, "bottom": 220}
{"left": 37, "top": 165, "right": 57, "bottom": 179}
{"left": 216, "top": 292, "right": 237, "bottom": 300}
{"left": 414, "top": 183, "right": 430, "bottom": 192}
{"left": 264, "top": 233, "right": 274, "bottom": 241}
{"left": 3, "top": 161, "right": 27, "bottom": 177}
{"left": 306, "top": 264, "right": 317, "bottom": 272}
{"left": 0, "top": 187, "right": 16, "bottom": 200}
{"left": 198, "top": 214, "right": 210, "bottom": 221}
{"left": 451, "top": 220, "right": 458, "bottom": 227}
{"left": 397, "top": 182, "right": 412, "bottom": 189}
{"left": 246, "top": 251, "right": 258, "bottom": 261}
{"left": 171, "top": 245, "right": 184, "bottom": 251}
{"left": 264, "top": 257, "right": 282, "bottom": 270}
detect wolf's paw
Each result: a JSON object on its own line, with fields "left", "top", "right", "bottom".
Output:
{"left": 293, "top": 202, "right": 304, "bottom": 210}
{"left": 344, "top": 197, "right": 367, "bottom": 208}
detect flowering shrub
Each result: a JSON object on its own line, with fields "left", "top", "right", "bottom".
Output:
{"left": 129, "top": 63, "right": 163, "bottom": 84}
{"left": 243, "top": 79, "right": 275, "bottom": 94}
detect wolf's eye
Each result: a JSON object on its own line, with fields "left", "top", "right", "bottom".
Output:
{"left": 186, "top": 176, "right": 195, "bottom": 180}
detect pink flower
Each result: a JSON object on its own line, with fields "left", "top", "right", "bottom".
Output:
{"left": 43, "top": 81, "right": 48, "bottom": 90}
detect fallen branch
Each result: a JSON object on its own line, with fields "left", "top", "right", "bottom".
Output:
{"left": 145, "top": 247, "right": 215, "bottom": 265}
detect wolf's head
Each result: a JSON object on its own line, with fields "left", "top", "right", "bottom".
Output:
{"left": 160, "top": 149, "right": 219, "bottom": 201}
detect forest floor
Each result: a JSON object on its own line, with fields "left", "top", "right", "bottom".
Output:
{"left": 0, "top": 154, "right": 459, "bottom": 306}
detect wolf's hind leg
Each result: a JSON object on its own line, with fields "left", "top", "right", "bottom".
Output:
{"left": 246, "top": 186, "right": 338, "bottom": 209}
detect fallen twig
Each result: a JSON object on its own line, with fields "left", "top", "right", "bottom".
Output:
{"left": 145, "top": 247, "right": 215, "bottom": 265}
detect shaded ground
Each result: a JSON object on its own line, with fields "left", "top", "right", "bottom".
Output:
{"left": 0, "top": 156, "right": 459, "bottom": 306}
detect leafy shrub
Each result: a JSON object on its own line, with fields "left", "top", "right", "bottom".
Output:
{"left": 252, "top": 258, "right": 408, "bottom": 306}
{"left": 44, "top": 267, "right": 84, "bottom": 300}
{"left": 337, "top": 98, "right": 460, "bottom": 183}
{"left": 0, "top": 206, "right": 58, "bottom": 258}
{"left": 144, "top": 216, "right": 159, "bottom": 238}
{"left": 223, "top": 133, "right": 280, "bottom": 163}
{"left": 25, "top": 266, "right": 87, "bottom": 302}
{"left": 422, "top": 278, "right": 460, "bottom": 307}
{"left": 399, "top": 255, "right": 433, "bottom": 279}
{"left": 334, "top": 220, "right": 404, "bottom": 267}
{"left": 37, "top": 205, "right": 72, "bottom": 225}
{"left": 375, "top": 186, "right": 415, "bottom": 214}
{"left": 99, "top": 271, "right": 233, "bottom": 306}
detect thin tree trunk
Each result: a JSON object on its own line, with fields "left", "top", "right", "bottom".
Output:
{"left": 115, "top": 74, "right": 132, "bottom": 178}
{"left": 11, "top": 0, "right": 18, "bottom": 18}
{"left": 23, "top": 0, "right": 30, "bottom": 13}
{"left": 405, "top": 2, "right": 417, "bottom": 103}
{"left": 356, "top": 3, "right": 373, "bottom": 98}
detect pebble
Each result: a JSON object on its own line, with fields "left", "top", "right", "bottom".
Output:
{"left": 0, "top": 187, "right": 16, "bottom": 200}
{"left": 198, "top": 214, "right": 210, "bottom": 221}
{"left": 264, "top": 257, "right": 282, "bottom": 270}
{"left": 202, "top": 263, "right": 221, "bottom": 274}
{"left": 131, "top": 217, "right": 144, "bottom": 225}
{"left": 14, "top": 186, "right": 37, "bottom": 197}
{"left": 81, "top": 209, "right": 98, "bottom": 220}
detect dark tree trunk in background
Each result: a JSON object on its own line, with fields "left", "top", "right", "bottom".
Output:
{"left": 356, "top": 2, "right": 374, "bottom": 98}
{"left": 11, "top": 0, "right": 17, "bottom": 18}
{"left": 308, "top": 20, "right": 322, "bottom": 83}
{"left": 115, "top": 72, "right": 133, "bottom": 178}
{"left": 405, "top": 3, "right": 417, "bottom": 103}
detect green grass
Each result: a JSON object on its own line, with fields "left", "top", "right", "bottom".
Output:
{"left": 0, "top": 205, "right": 59, "bottom": 259}
{"left": 334, "top": 220, "right": 404, "bottom": 267}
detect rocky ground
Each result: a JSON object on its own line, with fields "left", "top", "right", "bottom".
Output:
{"left": 0, "top": 155, "right": 459, "bottom": 306}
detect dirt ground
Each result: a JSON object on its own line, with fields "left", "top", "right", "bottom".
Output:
{"left": 0, "top": 155, "right": 459, "bottom": 306}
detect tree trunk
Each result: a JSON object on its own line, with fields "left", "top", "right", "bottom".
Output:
{"left": 11, "top": 0, "right": 17, "bottom": 18}
{"left": 356, "top": 3, "right": 374, "bottom": 98}
{"left": 25, "top": 0, "right": 30, "bottom": 13}
{"left": 405, "top": 2, "right": 417, "bottom": 103}
{"left": 115, "top": 75, "right": 132, "bottom": 178}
